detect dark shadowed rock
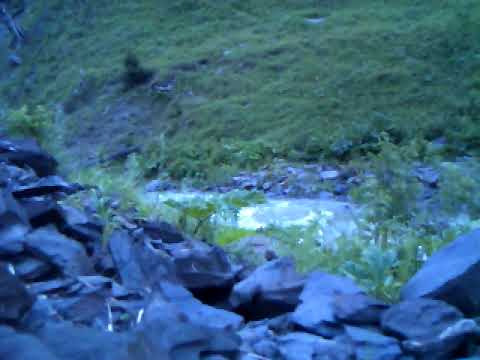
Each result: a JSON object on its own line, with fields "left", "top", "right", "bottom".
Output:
{"left": 138, "top": 219, "right": 186, "bottom": 243}
{"left": 0, "top": 223, "right": 29, "bottom": 255}
{"left": 277, "top": 332, "right": 353, "bottom": 360}
{"left": 49, "top": 290, "right": 110, "bottom": 326}
{"left": 338, "top": 326, "right": 403, "bottom": 360}
{"left": 382, "top": 299, "right": 464, "bottom": 340}
{"left": 174, "top": 245, "right": 240, "bottom": 304}
{"left": 25, "top": 226, "right": 94, "bottom": 277}
{"left": 145, "top": 296, "right": 244, "bottom": 331}
{"left": 21, "top": 296, "right": 63, "bottom": 331}
{"left": 230, "top": 257, "right": 304, "bottom": 320}
{"left": 14, "top": 256, "right": 53, "bottom": 281}
{"left": 28, "top": 278, "right": 76, "bottom": 295}
{"left": 58, "top": 205, "right": 103, "bottom": 244}
{"left": 401, "top": 229, "right": 480, "bottom": 315}
{"left": 402, "top": 319, "right": 480, "bottom": 359}
{"left": 12, "top": 176, "right": 78, "bottom": 198}
{"left": 238, "top": 322, "right": 279, "bottom": 358}
{"left": 161, "top": 236, "right": 212, "bottom": 258}
{"left": 226, "top": 235, "right": 277, "bottom": 267}
{"left": 0, "top": 326, "right": 58, "bottom": 360}
{"left": 381, "top": 299, "right": 472, "bottom": 358}
{"left": 292, "top": 271, "right": 363, "bottom": 338}
{"left": 334, "top": 293, "right": 388, "bottom": 325}
{"left": 36, "top": 322, "right": 131, "bottom": 360}
{"left": 108, "top": 230, "right": 147, "bottom": 290}
{"left": 0, "top": 266, "right": 34, "bottom": 323}
{"left": 0, "top": 188, "right": 30, "bottom": 255}
{"left": 0, "top": 163, "right": 37, "bottom": 188}
{"left": 108, "top": 230, "right": 176, "bottom": 291}
{"left": 0, "top": 138, "right": 57, "bottom": 177}
{"left": 133, "top": 297, "right": 241, "bottom": 360}
{"left": 76, "top": 275, "right": 113, "bottom": 292}
{"left": 92, "top": 246, "right": 116, "bottom": 276}
{"left": 19, "top": 197, "right": 63, "bottom": 229}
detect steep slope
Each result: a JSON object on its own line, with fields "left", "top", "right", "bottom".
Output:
{"left": 1, "top": 0, "right": 479, "bottom": 181}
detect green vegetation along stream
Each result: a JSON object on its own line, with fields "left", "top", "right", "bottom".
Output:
{"left": 152, "top": 191, "right": 360, "bottom": 247}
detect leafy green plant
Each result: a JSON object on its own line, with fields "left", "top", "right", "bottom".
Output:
{"left": 5, "top": 105, "right": 53, "bottom": 143}
{"left": 162, "top": 190, "right": 265, "bottom": 241}
{"left": 260, "top": 209, "right": 476, "bottom": 302}
{"left": 351, "top": 136, "right": 422, "bottom": 243}
{"left": 214, "top": 226, "right": 257, "bottom": 246}
{"left": 225, "top": 140, "right": 278, "bottom": 170}
{"left": 133, "top": 134, "right": 168, "bottom": 177}
{"left": 439, "top": 161, "right": 480, "bottom": 216}
{"left": 342, "top": 246, "right": 400, "bottom": 301}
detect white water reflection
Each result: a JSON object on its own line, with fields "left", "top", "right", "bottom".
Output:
{"left": 151, "top": 191, "right": 359, "bottom": 245}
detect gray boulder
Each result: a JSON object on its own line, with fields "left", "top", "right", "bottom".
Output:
{"left": 226, "top": 235, "right": 277, "bottom": 267}
{"left": 36, "top": 322, "right": 131, "bottom": 360}
{"left": 338, "top": 326, "right": 403, "bottom": 360}
{"left": 238, "top": 322, "right": 279, "bottom": 358}
{"left": 20, "top": 197, "right": 63, "bottom": 229}
{"left": 0, "top": 163, "right": 37, "bottom": 187}
{"left": 381, "top": 299, "right": 463, "bottom": 340}
{"left": 12, "top": 175, "right": 78, "bottom": 198}
{"left": 229, "top": 257, "right": 304, "bottom": 320}
{"left": 138, "top": 219, "right": 186, "bottom": 243}
{"left": 144, "top": 296, "right": 244, "bottom": 331}
{"left": 402, "top": 319, "right": 480, "bottom": 359}
{"left": 14, "top": 256, "right": 53, "bottom": 281}
{"left": 277, "top": 332, "right": 353, "bottom": 360}
{"left": 132, "top": 297, "right": 241, "bottom": 360}
{"left": 0, "top": 266, "right": 34, "bottom": 323}
{"left": 173, "top": 245, "right": 240, "bottom": 304}
{"left": 401, "top": 229, "right": 480, "bottom": 315}
{"left": 59, "top": 205, "right": 103, "bottom": 244}
{"left": 0, "top": 138, "right": 57, "bottom": 177}
{"left": 28, "top": 278, "right": 76, "bottom": 295}
{"left": 292, "top": 271, "right": 363, "bottom": 337}
{"left": 0, "top": 326, "right": 58, "bottom": 360}
{"left": 25, "top": 226, "right": 94, "bottom": 277}
{"left": 0, "top": 188, "right": 30, "bottom": 255}
{"left": 381, "top": 299, "right": 475, "bottom": 358}
{"left": 108, "top": 230, "right": 176, "bottom": 291}
{"left": 333, "top": 293, "right": 388, "bottom": 326}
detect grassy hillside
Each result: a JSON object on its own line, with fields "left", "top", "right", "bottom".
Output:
{"left": 1, "top": 0, "right": 479, "bottom": 180}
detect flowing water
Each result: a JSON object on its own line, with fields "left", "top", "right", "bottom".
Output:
{"left": 150, "top": 191, "right": 360, "bottom": 245}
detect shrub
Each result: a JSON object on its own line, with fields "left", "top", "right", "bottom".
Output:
{"left": 439, "top": 161, "right": 480, "bottom": 216}
{"left": 5, "top": 105, "right": 53, "bottom": 143}
{"left": 351, "top": 135, "right": 422, "bottom": 243}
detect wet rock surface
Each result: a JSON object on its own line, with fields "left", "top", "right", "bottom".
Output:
{"left": 1, "top": 136, "right": 480, "bottom": 359}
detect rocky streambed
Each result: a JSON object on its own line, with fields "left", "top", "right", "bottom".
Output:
{"left": 1, "top": 136, "right": 480, "bottom": 360}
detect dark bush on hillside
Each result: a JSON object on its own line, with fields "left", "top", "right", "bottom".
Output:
{"left": 122, "top": 53, "right": 154, "bottom": 91}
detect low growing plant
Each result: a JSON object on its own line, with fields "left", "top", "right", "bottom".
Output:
{"left": 4, "top": 105, "right": 53, "bottom": 144}
{"left": 351, "top": 136, "right": 422, "bottom": 243}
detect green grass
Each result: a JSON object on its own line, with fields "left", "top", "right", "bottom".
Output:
{"left": 4, "top": 0, "right": 480, "bottom": 303}
{"left": 2, "top": 0, "right": 479, "bottom": 180}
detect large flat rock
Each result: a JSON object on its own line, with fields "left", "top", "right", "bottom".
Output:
{"left": 401, "top": 229, "right": 480, "bottom": 315}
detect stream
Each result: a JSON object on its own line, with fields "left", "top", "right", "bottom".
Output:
{"left": 149, "top": 191, "right": 361, "bottom": 246}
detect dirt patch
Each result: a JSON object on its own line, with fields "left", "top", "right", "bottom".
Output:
{"left": 59, "top": 80, "right": 176, "bottom": 172}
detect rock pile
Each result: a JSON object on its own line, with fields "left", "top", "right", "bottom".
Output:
{"left": 1, "top": 136, "right": 480, "bottom": 359}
